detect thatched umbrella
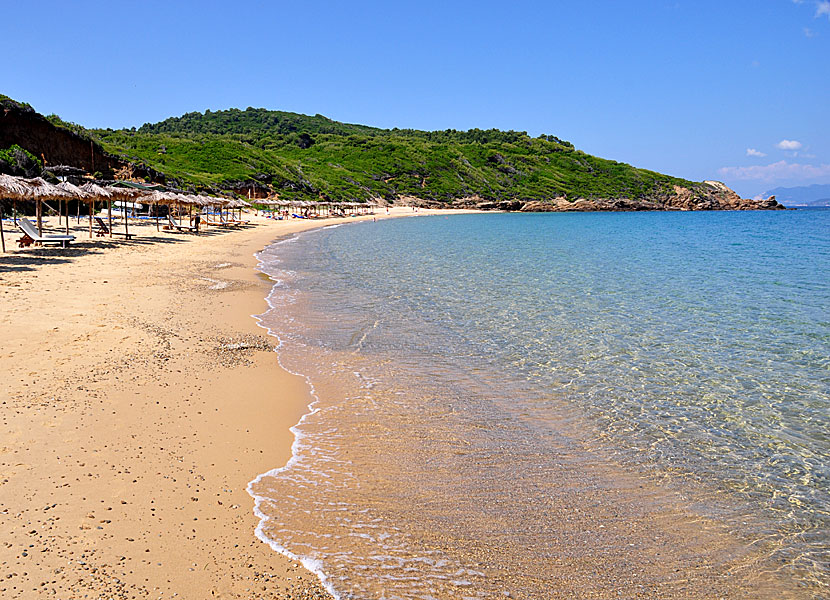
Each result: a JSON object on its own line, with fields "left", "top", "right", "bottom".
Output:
{"left": 0, "top": 174, "right": 29, "bottom": 198}
{"left": 191, "top": 195, "right": 214, "bottom": 226}
{"left": 56, "top": 181, "right": 89, "bottom": 235}
{"left": 166, "top": 193, "right": 186, "bottom": 226}
{"left": 30, "top": 177, "right": 92, "bottom": 237}
{"left": 80, "top": 183, "right": 112, "bottom": 237}
{"left": 235, "top": 199, "right": 251, "bottom": 221}
{"left": 145, "top": 191, "right": 179, "bottom": 231}
{"left": 182, "top": 194, "right": 203, "bottom": 227}
{"left": 211, "top": 195, "right": 230, "bottom": 220}
{"left": 68, "top": 183, "right": 91, "bottom": 238}
{"left": 255, "top": 197, "right": 281, "bottom": 218}
{"left": 80, "top": 183, "right": 111, "bottom": 235}
{"left": 194, "top": 195, "right": 216, "bottom": 228}
{"left": 23, "top": 178, "right": 73, "bottom": 236}
{"left": 0, "top": 174, "right": 32, "bottom": 252}
{"left": 105, "top": 185, "right": 149, "bottom": 238}
{"left": 221, "top": 198, "right": 241, "bottom": 222}
{"left": 141, "top": 189, "right": 175, "bottom": 231}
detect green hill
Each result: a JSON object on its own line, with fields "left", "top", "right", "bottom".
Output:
{"left": 5, "top": 95, "right": 774, "bottom": 210}
{"left": 90, "top": 107, "right": 695, "bottom": 204}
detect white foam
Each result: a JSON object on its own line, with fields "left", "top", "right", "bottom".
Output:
{"left": 249, "top": 235, "right": 344, "bottom": 599}
{"left": 246, "top": 225, "right": 475, "bottom": 599}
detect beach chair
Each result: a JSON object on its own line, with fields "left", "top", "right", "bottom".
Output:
{"left": 165, "top": 214, "right": 199, "bottom": 233}
{"left": 17, "top": 217, "right": 75, "bottom": 248}
{"left": 95, "top": 217, "right": 134, "bottom": 239}
{"left": 203, "top": 214, "right": 233, "bottom": 227}
{"left": 223, "top": 213, "right": 250, "bottom": 225}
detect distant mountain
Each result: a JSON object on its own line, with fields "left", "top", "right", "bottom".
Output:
{"left": 762, "top": 184, "right": 830, "bottom": 207}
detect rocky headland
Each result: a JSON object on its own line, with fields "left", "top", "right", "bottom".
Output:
{"left": 426, "top": 180, "right": 783, "bottom": 212}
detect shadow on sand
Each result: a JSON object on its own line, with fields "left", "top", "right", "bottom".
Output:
{"left": 0, "top": 224, "right": 258, "bottom": 273}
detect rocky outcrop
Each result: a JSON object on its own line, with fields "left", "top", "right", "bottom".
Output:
{"left": 220, "top": 178, "right": 272, "bottom": 199}
{"left": 654, "top": 182, "right": 783, "bottom": 210}
{"left": 433, "top": 181, "right": 784, "bottom": 212}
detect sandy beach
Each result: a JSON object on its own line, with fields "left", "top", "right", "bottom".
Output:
{"left": 0, "top": 206, "right": 815, "bottom": 600}
{"left": 0, "top": 206, "right": 461, "bottom": 599}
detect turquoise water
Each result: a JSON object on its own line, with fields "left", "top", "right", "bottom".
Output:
{"left": 251, "top": 210, "right": 829, "bottom": 599}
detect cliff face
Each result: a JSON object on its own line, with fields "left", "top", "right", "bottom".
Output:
{"left": 0, "top": 98, "right": 161, "bottom": 182}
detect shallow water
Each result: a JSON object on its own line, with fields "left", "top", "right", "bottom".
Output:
{"left": 250, "top": 211, "right": 829, "bottom": 599}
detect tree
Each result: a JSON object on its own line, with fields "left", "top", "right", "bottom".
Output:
{"left": 297, "top": 132, "right": 315, "bottom": 149}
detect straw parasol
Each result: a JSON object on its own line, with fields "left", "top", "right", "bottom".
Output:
{"left": 57, "top": 181, "right": 88, "bottom": 197}
{"left": 22, "top": 178, "right": 73, "bottom": 235}
{"left": 233, "top": 199, "right": 250, "bottom": 220}
{"left": 56, "top": 181, "right": 88, "bottom": 235}
{"left": 183, "top": 194, "right": 208, "bottom": 227}
{"left": 144, "top": 190, "right": 177, "bottom": 204}
{"left": 22, "top": 177, "right": 69, "bottom": 198}
{"left": 78, "top": 183, "right": 114, "bottom": 237}
{"left": 80, "top": 182, "right": 112, "bottom": 199}
{"left": 0, "top": 175, "right": 32, "bottom": 252}
{"left": 105, "top": 185, "right": 151, "bottom": 238}
{"left": 0, "top": 174, "right": 30, "bottom": 199}
{"left": 143, "top": 190, "right": 179, "bottom": 231}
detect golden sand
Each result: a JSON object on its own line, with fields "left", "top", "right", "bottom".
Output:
{"left": 0, "top": 207, "right": 460, "bottom": 599}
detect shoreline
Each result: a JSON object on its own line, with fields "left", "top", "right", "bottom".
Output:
{"left": 239, "top": 212, "right": 813, "bottom": 599}
{"left": 2, "top": 208, "right": 812, "bottom": 598}
{"left": 0, "top": 207, "right": 470, "bottom": 599}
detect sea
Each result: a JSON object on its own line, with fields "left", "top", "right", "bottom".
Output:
{"left": 249, "top": 209, "right": 829, "bottom": 600}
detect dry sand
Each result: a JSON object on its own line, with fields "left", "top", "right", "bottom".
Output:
{"left": 0, "top": 207, "right": 461, "bottom": 599}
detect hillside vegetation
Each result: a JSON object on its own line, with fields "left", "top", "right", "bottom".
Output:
{"left": 89, "top": 107, "right": 695, "bottom": 203}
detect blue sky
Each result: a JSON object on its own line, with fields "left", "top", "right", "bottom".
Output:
{"left": 2, "top": 0, "right": 828, "bottom": 197}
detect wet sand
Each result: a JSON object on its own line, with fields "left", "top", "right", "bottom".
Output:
{"left": 0, "top": 207, "right": 454, "bottom": 599}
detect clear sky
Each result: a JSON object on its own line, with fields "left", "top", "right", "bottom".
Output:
{"left": 2, "top": 0, "right": 828, "bottom": 197}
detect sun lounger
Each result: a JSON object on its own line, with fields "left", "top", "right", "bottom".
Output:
{"left": 17, "top": 217, "right": 75, "bottom": 248}
{"left": 224, "top": 214, "right": 250, "bottom": 225}
{"left": 203, "top": 214, "right": 235, "bottom": 227}
{"left": 165, "top": 214, "right": 199, "bottom": 233}
{"left": 95, "top": 217, "right": 134, "bottom": 239}
{"left": 210, "top": 214, "right": 245, "bottom": 227}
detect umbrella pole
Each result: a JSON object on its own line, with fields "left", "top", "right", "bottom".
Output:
{"left": 88, "top": 200, "right": 93, "bottom": 238}
{"left": 155, "top": 204, "right": 159, "bottom": 232}
{"left": 1, "top": 202, "right": 6, "bottom": 253}
{"left": 37, "top": 199, "right": 43, "bottom": 236}
{"left": 108, "top": 200, "right": 113, "bottom": 238}
{"left": 124, "top": 199, "right": 129, "bottom": 237}
{"left": 65, "top": 196, "right": 69, "bottom": 235}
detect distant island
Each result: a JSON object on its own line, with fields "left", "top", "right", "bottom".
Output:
{"left": 0, "top": 94, "right": 782, "bottom": 211}
{"left": 761, "top": 184, "right": 830, "bottom": 207}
